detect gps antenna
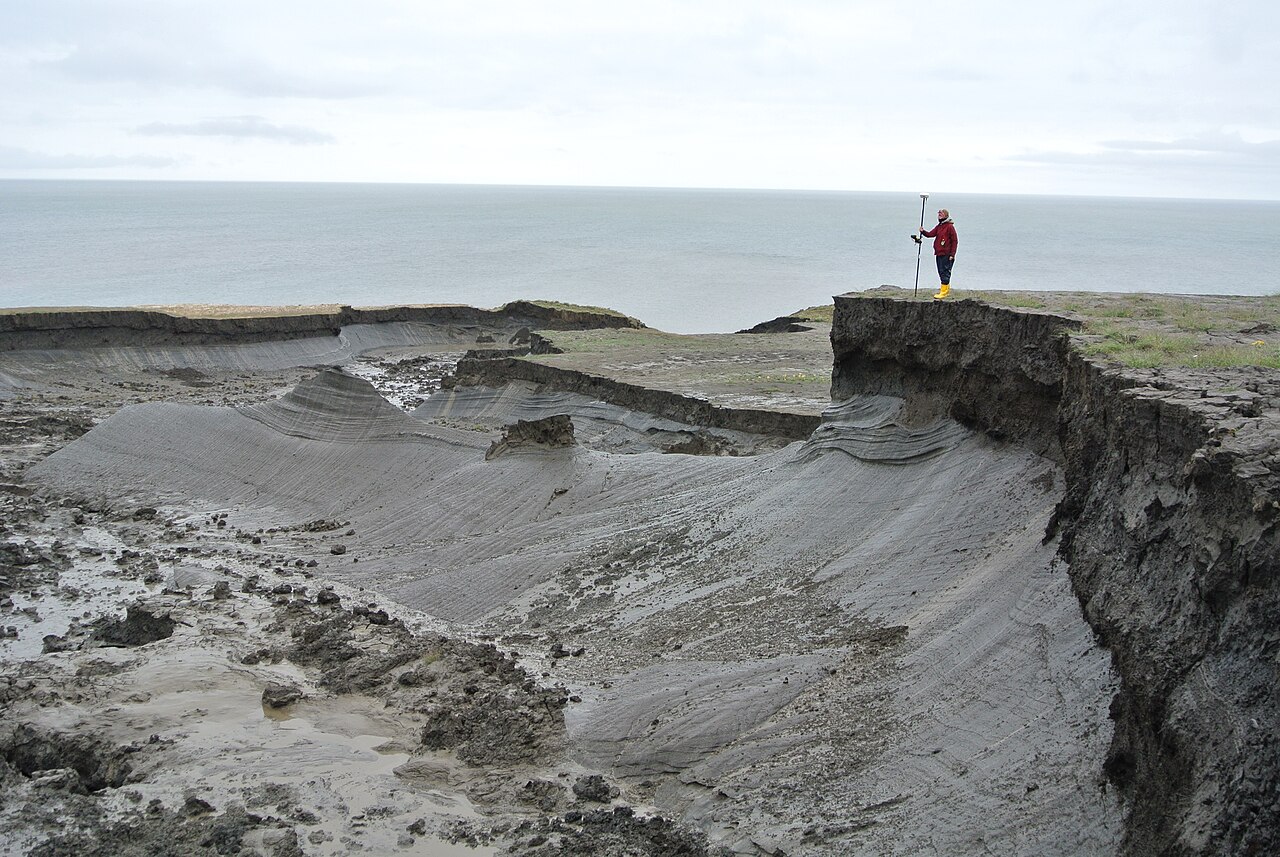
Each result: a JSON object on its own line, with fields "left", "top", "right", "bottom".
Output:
{"left": 913, "top": 193, "right": 930, "bottom": 298}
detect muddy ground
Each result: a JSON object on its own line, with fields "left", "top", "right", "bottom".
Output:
{"left": 1, "top": 347, "right": 732, "bottom": 856}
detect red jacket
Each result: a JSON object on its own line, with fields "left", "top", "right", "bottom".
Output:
{"left": 921, "top": 220, "right": 957, "bottom": 257}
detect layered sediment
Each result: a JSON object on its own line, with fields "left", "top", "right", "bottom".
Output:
{"left": 831, "top": 293, "right": 1280, "bottom": 856}
{"left": 829, "top": 296, "right": 1080, "bottom": 457}
{"left": 454, "top": 356, "right": 821, "bottom": 440}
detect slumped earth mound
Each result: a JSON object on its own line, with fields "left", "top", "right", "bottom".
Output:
{"left": 1, "top": 298, "right": 1275, "bottom": 856}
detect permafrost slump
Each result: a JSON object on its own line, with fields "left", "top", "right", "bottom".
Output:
{"left": 2, "top": 297, "right": 1275, "bottom": 855}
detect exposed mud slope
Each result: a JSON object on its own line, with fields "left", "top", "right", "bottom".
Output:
{"left": 27, "top": 368, "right": 1122, "bottom": 855}
{"left": 831, "top": 293, "right": 1280, "bottom": 857}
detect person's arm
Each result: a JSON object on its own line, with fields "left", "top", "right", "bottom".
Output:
{"left": 947, "top": 223, "right": 957, "bottom": 258}
{"left": 920, "top": 225, "right": 939, "bottom": 237}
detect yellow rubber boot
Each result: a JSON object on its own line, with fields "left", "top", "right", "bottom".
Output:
{"left": 933, "top": 283, "right": 951, "bottom": 300}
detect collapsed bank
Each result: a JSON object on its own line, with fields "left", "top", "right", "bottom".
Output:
{"left": 829, "top": 294, "right": 1279, "bottom": 856}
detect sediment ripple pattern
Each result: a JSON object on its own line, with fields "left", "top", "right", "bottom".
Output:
{"left": 795, "top": 395, "right": 968, "bottom": 464}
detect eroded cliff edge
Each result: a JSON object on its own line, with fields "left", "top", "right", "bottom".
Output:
{"left": 0, "top": 301, "right": 642, "bottom": 351}
{"left": 831, "top": 293, "right": 1280, "bottom": 857}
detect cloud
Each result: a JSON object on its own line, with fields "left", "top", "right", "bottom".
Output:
{"left": 4, "top": 1, "right": 1280, "bottom": 197}
{"left": 1098, "top": 131, "right": 1280, "bottom": 158}
{"left": 134, "top": 116, "right": 335, "bottom": 145}
{"left": 41, "top": 41, "right": 385, "bottom": 100}
{"left": 1008, "top": 131, "right": 1280, "bottom": 166}
{"left": 0, "top": 145, "right": 175, "bottom": 169}
{"left": 997, "top": 132, "right": 1280, "bottom": 199}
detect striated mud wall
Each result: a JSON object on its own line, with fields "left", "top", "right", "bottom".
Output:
{"left": 0, "top": 301, "right": 642, "bottom": 351}
{"left": 454, "top": 356, "right": 821, "bottom": 440}
{"left": 829, "top": 296, "right": 1080, "bottom": 457}
{"left": 831, "top": 294, "right": 1280, "bottom": 857}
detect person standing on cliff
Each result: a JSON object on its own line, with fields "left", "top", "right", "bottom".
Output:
{"left": 918, "top": 209, "right": 958, "bottom": 300}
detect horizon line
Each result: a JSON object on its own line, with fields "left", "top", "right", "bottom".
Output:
{"left": 1, "top": 175, "right": 1276, "bottom": 205}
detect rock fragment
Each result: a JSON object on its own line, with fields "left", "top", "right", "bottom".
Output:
{"left": 261, "top": 682, "right": 305, "bottom": 709}
{"left": 91, "top": 605, "right": 175, "bottom": 648}
{"left": 572, "top": 774, "right": 620, "bottom": 803}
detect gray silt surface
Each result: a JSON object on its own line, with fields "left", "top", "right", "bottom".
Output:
{"left": 413, "top": 381, "right": 786, "bottom": 454}
{"left": 26, "top": 368, "right": 1124, "bottom": 855}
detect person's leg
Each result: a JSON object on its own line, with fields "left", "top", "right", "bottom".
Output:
{"left": 934, "top": 256, "right": 952, "bottom": 299}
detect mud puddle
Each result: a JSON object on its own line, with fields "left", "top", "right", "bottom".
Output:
{"left": 1, "top": 533, "right": 151, "bottom": 661}
{"left": 347, "top": 353, "right": 462, "bottom": 412}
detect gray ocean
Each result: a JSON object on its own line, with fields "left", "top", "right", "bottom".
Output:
{"left": 2, "top": 180, "right": 1277, "bottom": 333}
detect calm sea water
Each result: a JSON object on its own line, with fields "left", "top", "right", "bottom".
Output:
{"left": 2, "top": 180, "right": 1277, "bottom": 334}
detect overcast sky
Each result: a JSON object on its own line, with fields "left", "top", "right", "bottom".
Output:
{"left": 3, "top": 0, "right": 1278, "bottom": 199}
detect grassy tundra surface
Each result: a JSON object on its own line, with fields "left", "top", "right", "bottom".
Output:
{"left": 835, "top": 288, "right": 1280, "bottom": 369}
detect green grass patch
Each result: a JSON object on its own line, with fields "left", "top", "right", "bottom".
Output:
{"left": 1077, "top": 324, "right": 1280, "bottom": 368}
{"left": 1189, "top": 346, "right": 1280, "bottom": 369}
{"left": 791, "top": 304, "right": 834, "bottom": 323}
{"left": 1120, "top": 295, "right": 1166, "bottom": 319}
{"left": 1169, "top": 305, "right": 1215, "bottom": 333}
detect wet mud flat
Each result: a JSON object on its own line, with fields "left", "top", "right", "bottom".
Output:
{"left": 0, "top": 518, "right": 697, "bottom": 856}
{"left": 2, "top": 298, "right": 1275, "bottom": 855}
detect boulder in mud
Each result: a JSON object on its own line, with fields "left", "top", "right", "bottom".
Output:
{"left": 28, "top": 767, "right": 86, "bottom": 793}
{"left": 517, "top": 778, "right": 567, "bottom": 812}
{"left": 0, "top": 725, "right": 133, "bottom": 793}
{"left": 284, "top": 608, "right": 566, "bottom": 765}
{"left": 571, "top": 774, "right": 619, "bottom": 803}
{"left": 262, "top": 682, "right": 305, "bottom": 709}
{"left": 91, "top": 605, "right": 175, "bottom": 648}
